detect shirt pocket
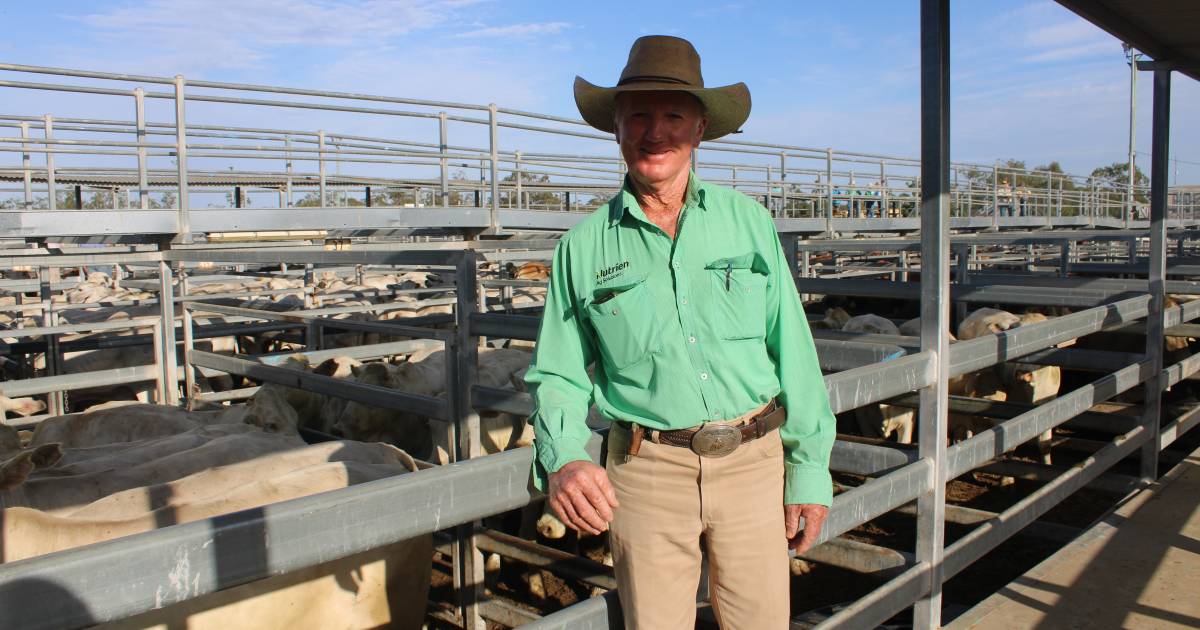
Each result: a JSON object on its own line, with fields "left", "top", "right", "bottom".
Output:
{"left": 706, "top": 254, "right": 768, "bottom": 340}
{"left": 586, "top": 276, "right": 662, "bottom": 370}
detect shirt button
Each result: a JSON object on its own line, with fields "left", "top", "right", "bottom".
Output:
{"left": 713, "top": 411, "right": 722, "bottom": 418}
{"left": 672, "top": 261, "right": 680, "bottom": 269}
{"left": 700, "top": 372, "right": 709, "bottom": 380}
{"left": 611, "top": 308, "right": 619, "bottom": 315}
{"left": 681, "top": 298, "right": 688, "bottom": 305}
{"left": 688, "top": 336, "right": 697, "bottom": 343}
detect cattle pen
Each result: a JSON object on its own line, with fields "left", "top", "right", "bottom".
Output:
{"left": 2, "top": 2, "right": 1200, "bottom": 629}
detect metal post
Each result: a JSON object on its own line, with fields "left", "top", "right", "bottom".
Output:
{"left": 44, "top": 115, "right": 56, "bottom": 211}
{"left": 1126, "top": 46, "right": 1138, "bottom": 228}
{"left": 233, "top": 186, "right": 242, "bottom": 208}
{"left": 179, "top": 266, "right": 196, "bottom": 407}
{"left": 40, "top": 267, "right": 64, "bottom": 415}
{"left": 451, "top": 250, "right": 484, "bottom": 630}
{"left": 365, "top": 185, "right": 372, "bottom": 207}
{"left": 1060, "top": 239, "right": 1072, "bottom": 277}
{"left": 1089, "top": 177, "right": 1096, "bottom": 227}
{"left": 439, "top": 112, "right": 450, "bottom": 207}
{"left": 20, "top": 122, "right": 32, "bottom": 209}
{"left": 880, "top": 160, "right": 888, "bottom": 219}
{"left": 914, "top": 1, "right": 950, "bottom": 627}
{"left": 1142, "top": 68, "right": 1171, "bottom": 483}
{"left": 765, "top": 165, "right": 774, "bottom": 215}
{"left": 991, "top": 165, "right": 999, "bottom": 228}
{"left": 303, "top": 263, "right": 315, "bottom": 309}
{"left": 285, "top": 136, "right": 293, "bottom": 207}
{"left": 74, "top": 184, "right": 83, "bottom": 210}
{"left": 488, "top": 103, "right": 501, "bottom": 232}
{"left": 825, "top": 148, "right": 834, "bottom": 233}
{"left": 515, "top": 151, "right": 523, "bottom": 209}
{"left": 318, "top": 130, "right": 327, "bottom": 207}
{"left": 780, "top": 152, "right": 788, "bottom": 216}
{"left": 134, "top": 88, "right": 149, "bottom": 210}
{"left": 172, "top": 76, "right": 191, "bottom": 243}
{"left": 157, "top": 261, "right": 179, "bottom": 406}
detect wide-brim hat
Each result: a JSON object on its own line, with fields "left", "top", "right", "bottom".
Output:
{"left": 574, "top": 35, "right": 751, "bottom": 141}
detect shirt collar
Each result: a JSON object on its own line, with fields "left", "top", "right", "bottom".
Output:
{"left": 609, "top": 171, "right": 708, "bottom": 228}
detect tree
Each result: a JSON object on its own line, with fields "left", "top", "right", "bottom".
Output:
{"left": 1091, "top": 161, "right": 1148, "bottom": 203}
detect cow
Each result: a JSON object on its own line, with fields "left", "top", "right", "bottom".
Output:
{"left": 842, "top": 313, "right": 901, "bottom": 335}
{"left": 1, "top": 436, "right": 431, "bottom": 630}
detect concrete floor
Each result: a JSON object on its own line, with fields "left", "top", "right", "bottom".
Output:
{"left": 949, "top": 448, "right": 1200, "bottom": 630}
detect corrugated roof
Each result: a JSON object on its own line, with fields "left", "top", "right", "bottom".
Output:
{"left": 1057, "top": 0, "right": 1200, "bottom": 81}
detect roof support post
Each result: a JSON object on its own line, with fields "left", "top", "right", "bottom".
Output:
{"left": 1141, "top": 67, "right": 1171, "bottom": 483}
{"left": 914, "top": 0, "right": 951, "bottom": 628}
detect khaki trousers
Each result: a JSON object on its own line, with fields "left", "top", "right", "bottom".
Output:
{"left": 606, "top": 423, "right": 789, "bottom": 629}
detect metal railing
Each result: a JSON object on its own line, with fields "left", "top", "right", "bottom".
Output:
{"left": 1, "top": 63, "right": 1189, "bottom": 242}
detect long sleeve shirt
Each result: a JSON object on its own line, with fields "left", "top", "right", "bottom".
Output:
{"left": 524, "top": 173, "right": 835, "bottom": 506}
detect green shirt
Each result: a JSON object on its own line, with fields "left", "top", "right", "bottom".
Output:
{"left": 524, "top": 173, "right": 835, "bottom": 506}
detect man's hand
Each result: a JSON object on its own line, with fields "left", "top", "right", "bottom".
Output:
{"left": 547, "top": 461, "right": 620, "bottom": 535}
{"left": 785, "top": 503, "right": 829, "bottom": 554}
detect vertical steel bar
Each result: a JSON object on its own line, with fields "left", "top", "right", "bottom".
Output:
{"left": 134, "top": 88, "right": 149, "bottom": 210}
{"left": 318, "top": 130, "right": 327, "bottom": 207}
{"left": 40, "top": 267, "right": 64, "bottom": 415}
{"left": 825, "top": 148, "right": 834, "bottom": 232}
{"left": 19, "top": 122, "right": 32, "bottom": 209}
{"left": 780, "top": 151, "right": 788, "bottom": 216}
{"left": 284, "top": 136, "right": 293, "bottom": 207}
{"left": 451, "top": 250, "right": 484, "bottom": 630}
{"left": 914, "top": 0, "right": 951, "bottom": 626}
{"left": 991, "top": 165, "right": 999, "bottom": 229}
{"left": 157, "top": 261, "right": 179, "bottom": 406}
{"left": 172, "top": 76, "right": 191, "bottom": 243}
{"left": 179, "top": 266, "right": 196, "bottom": 407}
{"left": 1143, "top": 68, "right": 1171, "bottom": 482}
{"left": 439, "top": 112, "right": 449, "bottom": 207}
{"left": 515, "top": 151, "right": 523, "bottom": 209}
{"left": 1127, "top": 49, "right": 1138, "bottom": 228}
{"left": 766, "top": 165, "right": 774, "bottom": 216}
{"left": 880, "top": 160, "right": 888, "bottom": 218}
{"left": 44, "top": 115, "right": 56, "bottom": 211}
{"left": 1060, "top": 239, "right": 1072, "bottom": 277}
{"left": 488, "top": 103, "right": 501, "bottom": 232}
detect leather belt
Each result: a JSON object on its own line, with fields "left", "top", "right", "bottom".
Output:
{"left": 617, "top": 399, "right": 785, "bottom": 458}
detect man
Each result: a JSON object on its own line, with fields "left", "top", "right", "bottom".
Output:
{"left": 524, "top": 35, "right": 835, "bottom": 629}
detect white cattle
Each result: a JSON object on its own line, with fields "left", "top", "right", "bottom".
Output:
{"left": 1, "top": 434, "right": 431, "bottom": 630}
{"left": 811, "top": 307, "right": 851, "bottom": 330}
{"left": 842, "top": 313, "right": 901, "bottom": 335}
{"left": 1000, "top": 312, "right": 1061, "bottom": 464}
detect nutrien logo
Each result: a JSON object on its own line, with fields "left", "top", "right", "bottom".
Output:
{"left": 595, "top": 260, "right": 630, "bottom": 284}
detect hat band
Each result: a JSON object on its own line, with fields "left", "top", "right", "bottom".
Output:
{"left": 616, "top": 75, "right": 698, "bottom": 87}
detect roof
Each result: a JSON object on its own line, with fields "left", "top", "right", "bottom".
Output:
{"left": 1056, "top": 0, "right": 1200, "bottom": 82}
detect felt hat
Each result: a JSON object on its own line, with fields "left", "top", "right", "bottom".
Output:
{"left": 574, "top": 35, "right": 751, "bottom": 141}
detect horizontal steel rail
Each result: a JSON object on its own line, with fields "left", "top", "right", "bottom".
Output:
{"left": 0, "top": 435, "right": 602, "bottom": 630}
{"left": 190, "top": 350, "right": 448, "bottom": 420}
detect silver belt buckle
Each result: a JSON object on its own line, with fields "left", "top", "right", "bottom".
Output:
{"left": 690, "top": 423, "right": 741, "bottom": 458}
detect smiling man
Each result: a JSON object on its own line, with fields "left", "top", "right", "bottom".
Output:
{"left": 524, "top": 35, "right": 835, "bottom": 629}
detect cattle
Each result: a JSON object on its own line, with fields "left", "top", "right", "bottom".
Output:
{"left": 1, "top": 427, "right": 431, "bottom": 630}
{"left": 810, "top": 307, "right": 851, "bottom": 330}
{"left": 331, "top": 348, "right": 533, "bottom": 462}
{"left": 842, "top": 313, "right": 901, "bottom": 335}
{"left": 950, "top": 307, "right": 1062, "bottom": 467}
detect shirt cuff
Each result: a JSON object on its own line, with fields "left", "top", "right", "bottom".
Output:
{"left": 784, "top": 463, "right": 834, "bottom": 506}
{"left": 530, "top": 437, "right": 592, "bottom": 493}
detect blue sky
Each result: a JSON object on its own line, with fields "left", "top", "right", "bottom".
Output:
{"left": 2, "top": 0, "right": 1197, "bottom": 184}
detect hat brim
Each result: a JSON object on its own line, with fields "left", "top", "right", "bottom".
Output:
{"left": 574, "top": 76, "right": 750, "bottom": 141}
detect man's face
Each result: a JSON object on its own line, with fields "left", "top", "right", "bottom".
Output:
{"left": 614, "top": 91, "right": 707, "bottom": 188}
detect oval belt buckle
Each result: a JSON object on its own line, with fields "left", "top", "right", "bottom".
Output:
{"left": 690, "top": 423, "right": 742, "bottom": 458}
